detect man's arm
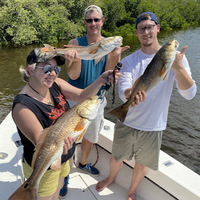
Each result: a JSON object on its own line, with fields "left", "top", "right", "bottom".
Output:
{"left": 105, "top": 46, "right": 130, "bottom": 71}
{"left": 172, "top": 46, "right": 197, "bottom": 99}
{"left": 64, "top": 39, "right": 81, "bottom": 80}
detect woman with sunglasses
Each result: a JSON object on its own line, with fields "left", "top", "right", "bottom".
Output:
{"left": 12, "top": 47, "right": 121, "bottom": 200}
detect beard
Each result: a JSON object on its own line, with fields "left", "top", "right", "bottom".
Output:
{"left": 141, "top": 40, "right": 153, "bottom": 47}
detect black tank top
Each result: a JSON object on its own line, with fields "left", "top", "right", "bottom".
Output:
{"left": 12, "top": 82, "right": 75, "bottom": 167}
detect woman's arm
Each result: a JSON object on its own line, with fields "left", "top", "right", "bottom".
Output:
{"left": 12, "top": 103, "right": 44, "bottom": 145}
{"left": 56, "top": 70, "right": 121, "bottom": 103}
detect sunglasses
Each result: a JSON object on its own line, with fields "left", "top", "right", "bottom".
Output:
{"left": 85, "top": 18, "right": 101, "bottom": 23}
{"left": 37, "top": 64, "right": 61, "bottom": 75}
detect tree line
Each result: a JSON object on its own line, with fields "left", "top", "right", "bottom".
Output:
{"left": 0, "top": 0, "right": 200, "bottom": 46}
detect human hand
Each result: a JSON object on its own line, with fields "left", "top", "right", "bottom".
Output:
{"left": 109, "top": 46, "right": 130, "bottom": 57}
{"left": 132, "top": 91, "right": 146, "bottom": 107}
{"left": 99, "top": 70, "right": 121, "bottom": 86}
{"left": 63, "top": 47, "right": 80, "bottom": 63}
{"left": 63, "top": 136, "right": 75, "bottom": 155}
{"left": 171, "top": 46, "right": 187, "bottom": 71}
{"left": 101, "top": 70, "right": 122, "bottom": 86}
{"left": 125, "top": 89, "right": 146, "bottom": 107}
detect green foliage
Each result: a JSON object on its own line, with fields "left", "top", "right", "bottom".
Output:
{"left": 0, "top": 0, "right": 200, "bottom": 46}
{"left": 0, "top": 0, "right": 85, "bottom": 45}
{"left": 124, "top": 0, "right": 141, "bottom": 18}
{"left": 106, "top": 23, "right": 135, "bottom": 38}
{"left": 179, "top": 0, "right": 200, "bottom": 26}
{"left": 101, "top": 0, "right": 127, "bottom": 31}
{"left": 61, "top": 0, "right": 103, "bottom": 23}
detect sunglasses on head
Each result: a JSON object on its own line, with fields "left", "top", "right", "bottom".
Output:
{"left": 37, "top": 64, "right": 61, "bottom": 75}
{"left": 85, "top": 18, "right": 101, "bottom": 23}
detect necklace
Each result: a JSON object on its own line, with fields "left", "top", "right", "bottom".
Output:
{"left": 28, "top": 83, "right": 53, "bottom": 106}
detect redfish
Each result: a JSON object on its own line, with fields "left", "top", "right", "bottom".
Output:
{"left": 44, "top": 36, "right": 123, "bottom": 64}
{"left": 9, "top": 96, "right": 100, "bottom": 200}
{"left": 109, "top": 39, "right": 179, "bottom": 123}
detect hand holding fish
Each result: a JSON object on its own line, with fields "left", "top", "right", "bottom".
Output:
{"left": 64, "top": 48, "right": 80, "bottom": 63}
{"left": 63, "top": 136, "right": 75, "bottom": 155}
{"left": 109, "top": 46, "right": 130, "bottom": 57}
{"left": 133, "top": 91, "right": 146, "bottom": 106}
{"left": 125, "top": 88, "right": 146, "bottom": 107}
{"left": 64, "top": 48, "right": 81, "bottom": 74}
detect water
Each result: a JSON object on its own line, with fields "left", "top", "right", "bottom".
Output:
{"left": 0, "top": 28, "right": 200, "bottom": 175}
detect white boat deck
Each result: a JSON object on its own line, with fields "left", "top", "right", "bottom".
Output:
{"left": 1, "top": 112, "right": 200, "bottom": 200}
{"left": 66, "top": 144, "right": 176, "bottom": 200}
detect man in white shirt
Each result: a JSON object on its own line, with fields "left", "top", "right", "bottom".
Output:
{"left": 96, "top": 12, "right": 197, "bottom": 200}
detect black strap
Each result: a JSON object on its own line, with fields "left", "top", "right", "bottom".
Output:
{"left": 112, "top": 62, "right": 122, "bottom": 107}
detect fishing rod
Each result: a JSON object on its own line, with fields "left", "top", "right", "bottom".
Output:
{"left": 100, "top": 62, "right": 122, "bottom": 105}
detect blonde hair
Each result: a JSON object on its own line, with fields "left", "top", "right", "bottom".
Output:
{"left": 19, "top": 63, "right": 36, "bottom": 82}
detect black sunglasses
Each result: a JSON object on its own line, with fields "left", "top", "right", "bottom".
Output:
{"left": 37, "top": 64, "right": 61, "bottom": 75}
{"left": 85, "top": 18, "right": 101, "bottom": 23}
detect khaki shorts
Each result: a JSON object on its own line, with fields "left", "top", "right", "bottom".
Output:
{"left": 84, "top": 98, "right": 106, "bottom": 143}
{"left": 112, "top": 122, "right": 163, "bottom": 170}
{"left": 23, "top": 160, "right": 70, "bottom": 197}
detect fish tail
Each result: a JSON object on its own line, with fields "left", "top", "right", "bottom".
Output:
{"left": 8, "top": 180, "right": 37, "bottom": 200}
{"left": 109, "top": 105, "right": 129, "bottom": 123}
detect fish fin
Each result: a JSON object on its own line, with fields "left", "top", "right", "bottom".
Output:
{"left": 8, "top": 179, "right": 37, "bottom": 200}
{"left": 162, "top": 71, "right": 169, "bottom": 80}
{"left": 31, "top": 128, "right": 50, "bottom": 169}
{"left": 51, "top": 158, "right": 62, "bottom": 171}
{"left": 77, "top": 129, "right": 87, "bottom": 142}
{"left": 43, "top": 44, "right": 56, "bottom": 54}
{"left": 88, "top": 42, "right": 96, "bottom": 46}
{"left": 64, "top": 45, "right": 84, "bottom": 48}
{"left": 159, "top": 64, "right": 167, "bottom": 77}
{"left": 95, "top": 58, "right": 101, "bottom": 65}
{"left": 89, "top": 47, "right": 98, "bottom": 54}
{"left": 75, "top": 119, "right": 87, "bottom": 131}
{"left": 109, "top": 104, "right": 129, "bottom": 123}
